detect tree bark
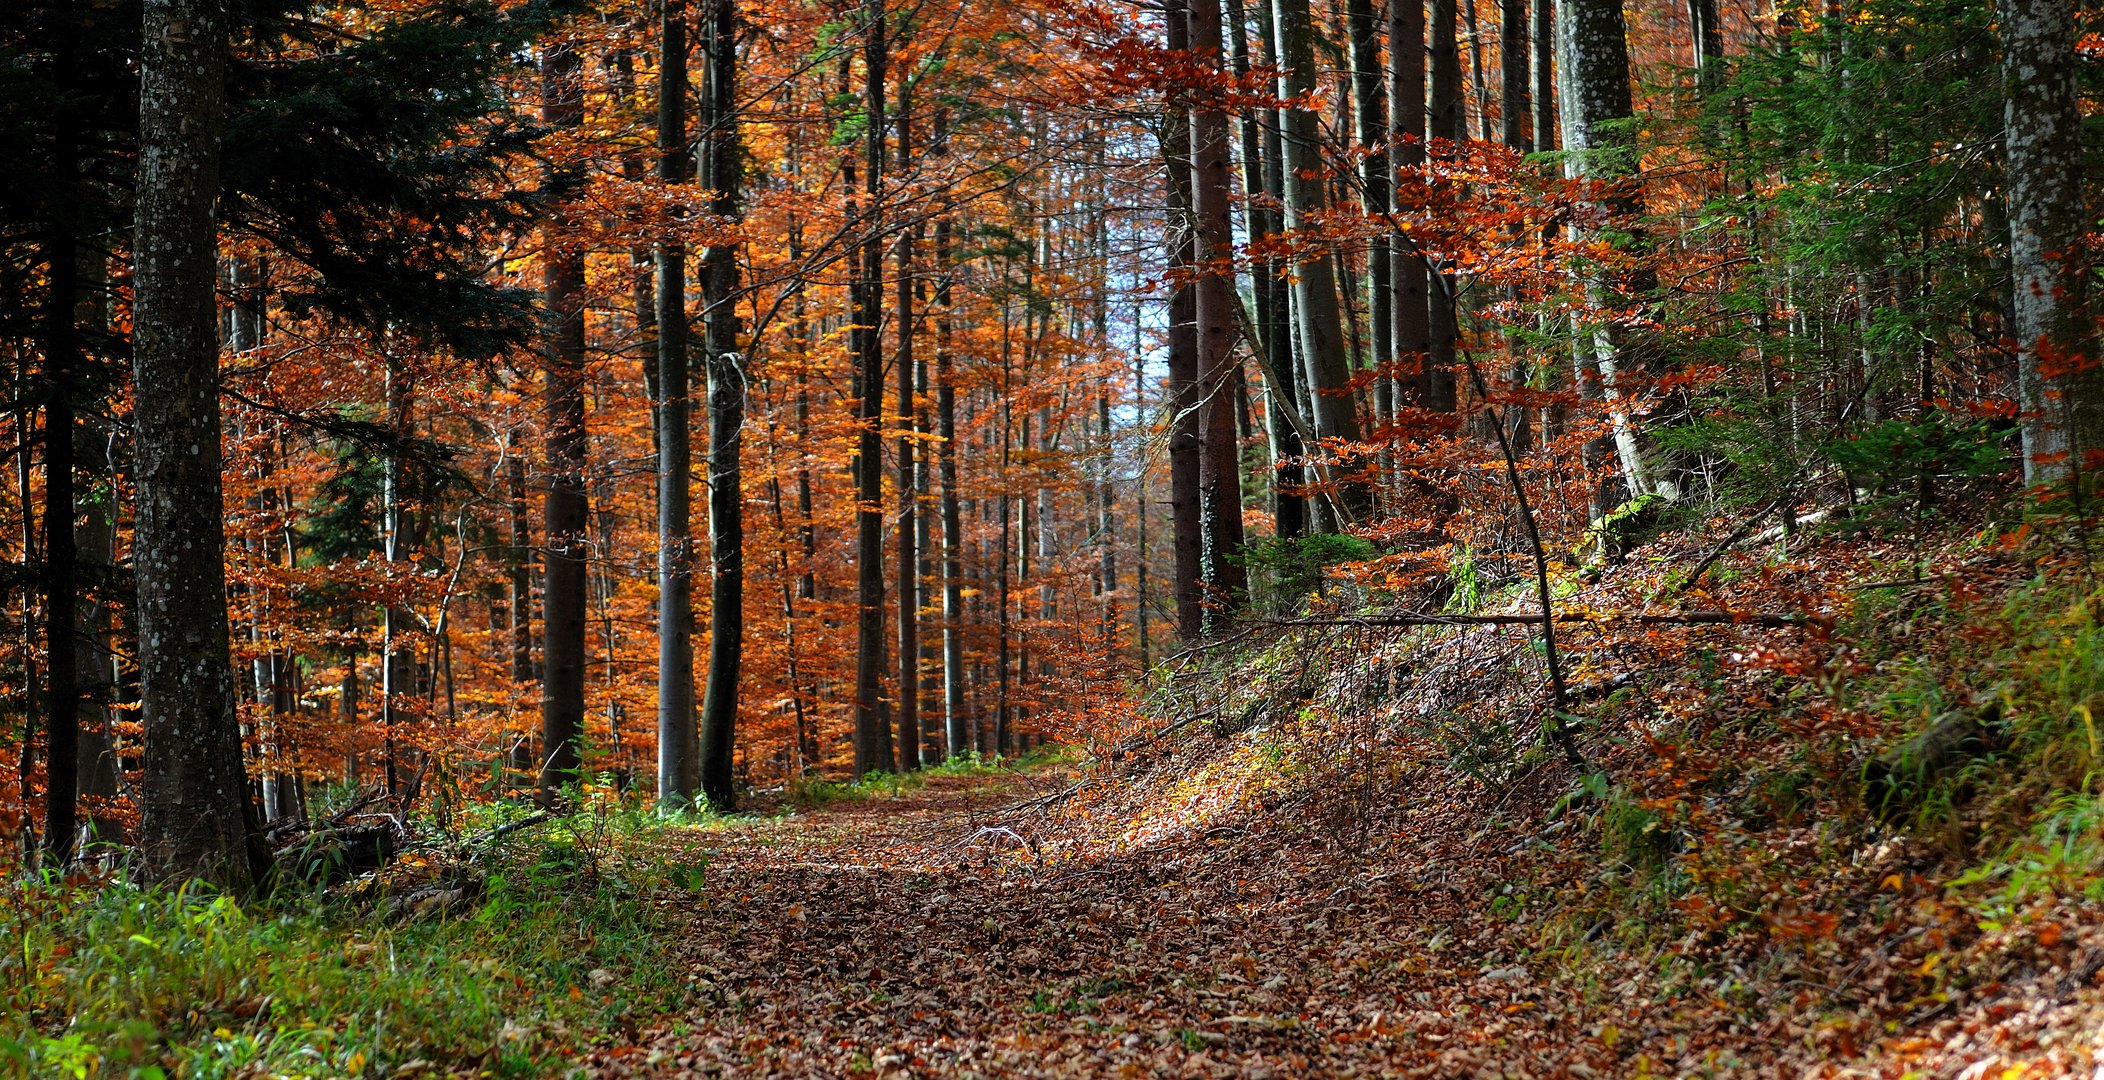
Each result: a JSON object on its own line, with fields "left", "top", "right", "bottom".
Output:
{"left": 937, "top": 216, "right": 968, "bottom": 760}
{"left": 1427, "top": 0, "right": 1461, "bottom": 413}
{"left": 133, "top": 0, "right": 262, "bottom": 891}
{"left": 538, "top": 39, "right": 590, "bottom": 800}
{"left": 698, "top": 0, "right": 744, "bottom": 808}
{"left": 1273, "top": 0, "right": 1368, "bottom": 526}
{"left": 852, "top": 0, "right": 893, "bottom": 775}
{"left": 894, "top": 73, "right": 920, "bottom": 771}
{"left": 655, "top": 0, "right": 699, "bottom": 810}
{"left": 1187, "top": 0, "right": 1248, "bottom": 630}
{"left": 1164, "top": 0, "right": 1205, "bottom": 640}
{"left": 1232, "top": 0, "right": 1305, "bottom": 540}
{"left": 2000, "top": 0, "right": 2097, "bottom": 485}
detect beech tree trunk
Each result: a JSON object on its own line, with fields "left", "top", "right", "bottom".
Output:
{"left": 133, "top": 0, "right": 262, "bottom": 890}
{"left": 40, "top": 146, "right": 81, "bottom": 864}
{"left": 697, "top": 0, "right": 743, "bottom": 809}
{"left": 1231, "top": 0, "right": 1305, "bottom": 540}
{"left": 937, "top": 217, "right": 968, "bottom": 759}
{"left": 655, "top": 0, "right": 699, "bottom": 809}
{"left": 1392, "top": 0, "right": 1433, "bottom": 416}
{"left": 538, "top": 40, "right": 590, "bottom": 800}
{"left": 894, "top": 74, "right": 920, "bottom": 771}
{"left": 1427, "top": 0, "right": 1461, "bottom": 412}
{"left": 1274, "top": 0, "right": 1368, "bottom": 526}
{"left": 1557, "top": 0, "right": 1667, "bottom": 502}
{"left": 1348, "top": 0, "right": 1390, "bottom": 461}
{"left": 1164, "top": 0, "right": 1205, "bottom": 641}
{"left": 852, "top": 0, "right": 893, "bottom": 775}
{"left": 1999, "top": 0, "right": 2097, "bottom": 485}
{"left": 1187, "top": 0, "right": 1247, "bottom": 631}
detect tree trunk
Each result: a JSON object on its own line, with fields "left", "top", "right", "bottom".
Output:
{"left": 506, "top": 444, "right": 534, "bottom": 772}
{"left": 1557, "top": 0, "right": 1667, "bottom": 502}
{"left": 1232, "top": 0, "right": 1305, "bottom": 539}
{"left": 1427, "top": 0, "right": 1461, "bottom": 413}
{"left": 937, "top": 217, "right": 968, "bottom": 760}
{"left": 1164, "top": 0, "right": 1205, "bottom": 640}
{"left": 2000, "top": 0, "right": 2097, "bottom": 485}
{"left": 852, "top": 0, "right": 892, "bottom": 775}
{"left": 1187, "top": 0, "right": 1248, "bottom": 630}
{"left": 894, "top": 74, "right": 920, "bottom": 771}
{"left": 1274, "top": 0, "right": 1368, "bottom": 525}
{"left": 538, "top": 40, "right": 590, "bottom": 800}
{"left": 1391, "top": 0, "right": 1432, "bottom": 418}
{"left": 655, "top": 0, "right": 698, "bottom": 810}
{"left": 1347, "top": 0, "right": 1390, "bottom": 480}
{"left": 40, "top": 144, "right": 81, "bottom": 865}
{"left": 133, "top": 0, "right": 262, "bottom": 891}
{"left": 698, "top": 0, "right": 744, "bottom": 808}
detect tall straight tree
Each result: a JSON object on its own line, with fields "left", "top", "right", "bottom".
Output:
{"left": 1557, "top": 0, "right": 1666, "bottom": 501}
{"left": 538, "top": 37, "right": 590, "bottom": 800}
{"left": 697, "top": 0, "right": 744, "bottom": 809}
{"left": 1163, "top": 0, "right": 1204, "bottom": 640}
{"left": 1426, "top": 0, "right": 1461, "bottom": 412}
{"left": 133, "top": 0, "right": 262, "bottom": 890}
{"left": 1186, "top": 0, "right": 1247, "bottom": 628}
{"left": 893, "top": 67, "right": 920, "bottom": 770}
{"left": 1230, "top": 0, "right": 1304, "bottom": 539}
{"left": 39, "top": 128, "right": 82, "bottom": 865}
{"left": 936, "top": 212, "right": 968, "bottom": 759}
{"left": 1998, "top": 0, "right": 2097, "bottom": 485}
{"left": 1346, "top": 0, "right": 1390, "bottom": 445}
{"left": 851, "top": 0, "right": 893, "bottom": 775}
{"left": 655, "top": 0, "right": 698, "bottom": 810}
{"left": 1274, "top": 0, "right": 1367, "bottom": 527}
{"left": 1391, "top": 0, "right": 1432, "bottom": 414}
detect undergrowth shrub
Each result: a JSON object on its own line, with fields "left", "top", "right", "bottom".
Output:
{"left": 0, "top": 812, "right": 687, "bottom": 1079}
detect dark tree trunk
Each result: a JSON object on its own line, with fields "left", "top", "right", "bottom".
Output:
{"left": 852, "top": 0, "right": 893, "bottom": 775}
{"left": 1426, "top": 0, "right": 1461, "bottom": 413}
{"left": 538, "top": 40, "right": 590, "bottom": 801}
{"left": 1274, "top": 0, "right": 1368, "bottom": 526}
{"left": 894, "top": 74, "right": 920, "bottom": 771}
{"left": 1187, "top": 0, "right": 1248, "bottom": 631}
{"left": 1347, "top": 0, "right": 1390, "bottom": 465}
{"left": 40, "top": 143, "right": 81, "bottom": 865}
{"left": 133, "top": 0, "right": 263, "bottom": 891}
{"left": 697, "top": 0, "right": 744, "bottom": 809}
{"left": 506, "top": 445, "right": 534, "bottom": 772}
{"left": 1164, "top": 0, "right": 1205, "bottom": 640}
{"left": 656, "top": 0, "right": 699, "bottom": 809}
{"left": 1391, "top": 0, "right": 1431, "bottom": 414}
{"left": 1232, "top": 0, "right": 1305, "bottom": 540}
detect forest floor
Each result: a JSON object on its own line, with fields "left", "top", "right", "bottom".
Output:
{"left": 588, "top": 521, "right": 2104, "bottom": 1079}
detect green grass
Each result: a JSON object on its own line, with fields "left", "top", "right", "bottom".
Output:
{"left": 0, "top": 811, "right": 689, "bottom": 1079}
{"left": 783, "top": 747, "right": 1064, "bottom": 810}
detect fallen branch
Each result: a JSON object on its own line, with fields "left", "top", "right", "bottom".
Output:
{"left": 1245, "top": 609, "right": 1817, "bottom": 630}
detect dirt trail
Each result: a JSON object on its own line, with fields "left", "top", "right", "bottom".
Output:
{"left": 585, "top": 765, "right": 1623, "bottom": 1079}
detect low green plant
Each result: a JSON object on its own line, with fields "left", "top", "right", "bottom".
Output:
{"left": 0, "top": 823, "right": 684, "bottom": 1079}
{"left": 1235, "top": 533, "right": 1378, "bottom": 611}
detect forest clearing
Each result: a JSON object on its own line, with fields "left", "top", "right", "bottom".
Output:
{"left": 3, "top": 0, "right": 2103, "bottom": 1074}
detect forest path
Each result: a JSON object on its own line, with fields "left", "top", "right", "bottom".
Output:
{"left": 585, "top": 763, "right": 1606, "bottom": 1079}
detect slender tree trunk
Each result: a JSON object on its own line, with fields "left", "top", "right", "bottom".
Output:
{"left": 1274, "top": 0, "right": 1368, "bottom": 525}
{"left": 1348, "top": 0, "right": 1390, "bottom": 481}
{"left": 40, "top": 145, "right": 81, "bottom": 864}
{"left": 1427, "top": 0, "right": 1461, "bottom": 413}
{"left": 1164, "top": 0, "right": 1205, "bottom": 639}
{"left": 1557, "top": 0, "right": 1665, "bottom": 502}
{"left": 506, "top": 444, "right": 534, "bottom": 772}
{"left": 2000, "top": 0, "right": 2096, "bottom": 485}
{"left": 538, "top": 40, "right": 590, "bottom": 800}
{"left": 852, "top": 0, "right": 893, "bottom": 775}
{"left": 894, "top": 74, "right": 920, "bottom": 771}
{"left": 698, "top": 0, "right": 744, "bottom": 808}
{"left": 1188, "top": 0, "right": 1248, "bottom": 630}
{"left": 1391, "top": 0, "right": 1432, "bottom": 419}
{"left": 73, "top": 252, "right": 121, "bottom": 850}
{"left": 133, "top": 0, "right": 262, "bottom": 890}
{"left": 655, "top": 0, "right": 699, "bottom": 809}
{"left": 1232, "top": 0, "right": 1305, "bottom": 539}
{"left": 936, "top": 218, "right": 968, "bottom": 759}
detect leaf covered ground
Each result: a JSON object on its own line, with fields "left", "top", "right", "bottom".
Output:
{"left": 593, "top": 521, "right": 2104, "bottom": 1079}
